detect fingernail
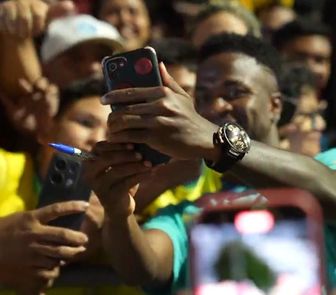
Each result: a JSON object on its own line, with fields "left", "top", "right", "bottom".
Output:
{"left": 135, "top": 153, "right": 142, "bottom": 160}
{"left": 144, "top": 161, "right": 152, "bottom": 167}
{"left": 81, "top": 235, "right": 89, "bottom": 243}
{"left": 101, "top": 94, "right": 108, "bottom": 104}
{"left": 160, "top": 62, "right": 167, "bottom": 72}
{"left": 60, "top": 260, "right": 66, "bottom": 266}
{"left": 80, "top": 201, "right": 90, "bottom": 208}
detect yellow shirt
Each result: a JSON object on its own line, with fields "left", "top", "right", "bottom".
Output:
{"left": 0, "top": 149, "right": 37, "bottom": 216}
{"left": 143, "top": 165, "right": 223, "bottom": 217}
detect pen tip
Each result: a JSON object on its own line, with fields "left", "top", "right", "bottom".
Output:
{"left": 48, "top": 143, "right": 58, "bottom": 148}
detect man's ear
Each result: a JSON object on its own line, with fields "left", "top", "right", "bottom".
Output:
{"left": 269, "top": 92, "right": 282, "bottom": 123}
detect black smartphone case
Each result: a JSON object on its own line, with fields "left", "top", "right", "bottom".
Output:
{"left": 38, "top": 153, "right": 91, "bottom": 230}
{"left": 102, "top": 47, "right": 170, "bottom": 166}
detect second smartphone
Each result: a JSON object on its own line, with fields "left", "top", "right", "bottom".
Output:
{"left": 102, "top": 47, "right": 170, "bottom": 166}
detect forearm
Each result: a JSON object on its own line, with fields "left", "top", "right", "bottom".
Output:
{"left": 231, "top": 140, "right": 336, "bottom": 202}
{"left": 102, "top": 214, "right": 172, "bottom": 287}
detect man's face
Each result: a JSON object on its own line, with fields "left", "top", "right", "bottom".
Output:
{"left": 280, "top": 35, "right": 332, "bottom": 90}
{"left": 196, "top": 52, "right": 281, "bottom": 142}
{"left": 43, "top": 43, "right": 114, "bottom": 89}
{"left": 167, "top": 64, "right": 196, "bottom": 98}
{"left": 98, "top": 0, "right": 150, "bottom": 50}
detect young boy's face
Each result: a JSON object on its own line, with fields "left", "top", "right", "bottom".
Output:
{"left": 49, "top": 95, "right": 110, "bottom": 152}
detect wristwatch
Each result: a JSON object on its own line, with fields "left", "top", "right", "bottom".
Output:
{"left": 205, "top": 122, "right": 251, "bottom": 173}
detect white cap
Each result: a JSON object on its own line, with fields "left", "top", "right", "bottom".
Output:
{"left": 41, "top": 14, "right": 124, "bottom": 63}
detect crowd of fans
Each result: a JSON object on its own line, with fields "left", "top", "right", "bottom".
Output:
{"left": 1, "top": 0, "right": 336, "bottom": 294}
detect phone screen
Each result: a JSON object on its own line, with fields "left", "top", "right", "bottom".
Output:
{"left": 190, "top": 207, "right": 321, "bottom": 295}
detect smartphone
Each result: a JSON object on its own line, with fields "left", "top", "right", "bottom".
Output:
{"left": 102, "top": 47, "right": 170, "bottom": 166}
{"left": 38, "top": 153, "right": 91, "bottom": 230}
{"left": 189, "top": 188, "right": 325, "bottom": 295}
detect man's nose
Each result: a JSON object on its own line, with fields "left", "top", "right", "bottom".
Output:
{"left": 213, "top": 97, "right": 234, "bottom": 114}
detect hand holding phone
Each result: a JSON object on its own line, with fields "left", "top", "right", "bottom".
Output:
{"left": 102, "top": 47, "right": 170, "bottom": 166}
{"left": 38, "top": 153, "right": 91, "bottom": 230}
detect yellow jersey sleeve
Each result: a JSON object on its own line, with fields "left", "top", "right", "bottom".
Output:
{"left": 0, "top": 149, "right": 37, "bottom": 216}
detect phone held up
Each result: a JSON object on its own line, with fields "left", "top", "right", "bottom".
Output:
{"left": 38, "top": 153, "right": 91, "bottom": 230}
{"left": 189, "top": 188, "right": 326, "bottom": 295}
{"left": 101, "top": 46, "right": 170, "bottom": 166}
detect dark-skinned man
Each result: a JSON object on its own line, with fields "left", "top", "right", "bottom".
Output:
{"left": 85, "top": 34, "right": 336, "bottom": 294}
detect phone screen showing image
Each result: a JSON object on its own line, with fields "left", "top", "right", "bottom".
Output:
{"left": 190, "top": 207, "right": 321, "bottom": 295}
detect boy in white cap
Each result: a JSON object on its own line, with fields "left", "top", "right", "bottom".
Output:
{"left": 42, "top": 14, "right": 124, "bottom": 89}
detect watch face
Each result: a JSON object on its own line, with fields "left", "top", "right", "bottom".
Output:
{"left": 224, "top": 123, "right": 251, "bottom": 153}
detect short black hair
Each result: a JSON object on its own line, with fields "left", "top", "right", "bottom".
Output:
{"left": 150, "top": 38, "right": 197, "bottom": 71}
{"left": 272, "top": 18, "right": 331, "bottom": 50}
{"left": 57, "top": 78, "right": 107, "bottom": 117}
{"left": 198, "top": 33, "right": 282, "bottom": 84}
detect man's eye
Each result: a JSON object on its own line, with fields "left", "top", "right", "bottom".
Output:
{"left": 223, "top": 88, "right": 248, "bottom": 100}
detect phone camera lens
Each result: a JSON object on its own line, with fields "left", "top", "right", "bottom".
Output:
{"left": 55, "top": 159, "right": 67, "bottom": 171}
{"left": 50, "top": 172, "right": 64, "bottom": 185}
{"left": 68, "top": 162, "right": 80, "bottom": 175}
{"left": 109, "top": 62, "right": 117, "bottom": 72}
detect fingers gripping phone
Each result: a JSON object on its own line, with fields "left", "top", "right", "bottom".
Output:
{"left": 102, "top": 47, "right": 170, "bottom": 166}
{"left": 189, "top": 189, "right": 325, "bottom": 295}
{"left": 38, "top": 153, "right": 91, "bottom": 230}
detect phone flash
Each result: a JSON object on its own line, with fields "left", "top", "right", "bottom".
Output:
{"left": 234, "top": 210, "right": 274, "bottom": 235}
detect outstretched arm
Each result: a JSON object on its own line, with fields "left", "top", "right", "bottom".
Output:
{"left": 231, "top": 140, "right": 336, "bottom": 203}
{"left": 103, "top": 63, "right": 336, "bottom": 206}
{"left": 84, "top": 142, "right": 174, "bottom": 288}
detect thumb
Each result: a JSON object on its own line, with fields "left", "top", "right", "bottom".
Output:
{"left": 33, "top": 200, "right": 89, "bottom": 224}
{"left": 47, "top": 0, "right": 76, "bottom": 22}
{"left": 159, "top": 62, "right": 189, "bottom": 96}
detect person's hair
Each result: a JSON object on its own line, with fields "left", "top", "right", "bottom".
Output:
{"left": 278, "top": 63, "right": 317, "bottom": 126}
{"left": 198, "top": 33, "right": 282, "bottom": 85}
{"left": 272, "top": 18, "right": 331, "bottom": 50}
{"left": 92, "top": 0, "right": 148, "bottom": 19}
{"left": 56, "top": 78, "right": 107, "bottom": 118}
{"left": 149, "top": 38, "right": 197, "bottom": 71}
{"left": 190, "top": 2, "right": 261, "bottom": 38}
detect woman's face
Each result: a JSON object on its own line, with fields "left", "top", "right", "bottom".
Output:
{"left": 97, "top": 0, "right": 151, "bottom": 50}
{"left": 279, "top": 87, "right": 326, "bottom": 156}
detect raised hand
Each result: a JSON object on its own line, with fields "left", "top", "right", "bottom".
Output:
{"left": 0, "top": 77, "right": 59, "bottom": 138}
{"left": 0, "top": 0, "right": 75, "bottom": 38}
{"left": 84, "top": 142, "right": 152, "bottom": 219}
{"left": 102, "top": 63, "right": 219, "bottom": 161}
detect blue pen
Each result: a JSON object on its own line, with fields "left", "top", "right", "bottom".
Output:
{"left": 48, "top": 143, "right": 94, "bottom": 160}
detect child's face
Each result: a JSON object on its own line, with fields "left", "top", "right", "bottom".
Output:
{"left": 50, "top": 95, "right": 110, "bottom": 152}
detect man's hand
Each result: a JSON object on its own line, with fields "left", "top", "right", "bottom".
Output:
{"left": 0, "top": 201, "right": 89, "bottom": 267}
{"left": 0, "top": 77, "right": 59, "bottom": 138}
{"left": 0, "top": 0, "right": 75, "bottom": 38}
{"left": 102, "top": 63, "right": 220, "bottom": 162}
{"left": 84, "top": 142, "right": 152, "bottom": 219}
{"left": 0, "top": 200, "right": 89, "bottom": 291}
